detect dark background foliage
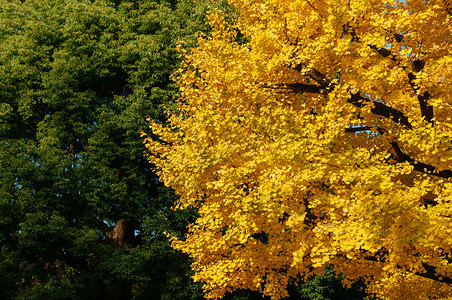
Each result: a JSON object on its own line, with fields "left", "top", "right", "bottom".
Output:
{"left": 0, "top": 0, "right": 214, "bottom": 298}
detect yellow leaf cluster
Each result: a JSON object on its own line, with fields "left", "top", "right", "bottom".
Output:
{"left": 144, "top": 1, "right": 452, "bottom": 299}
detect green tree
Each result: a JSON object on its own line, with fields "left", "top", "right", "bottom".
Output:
{"left": 0, "top": 0, "right": 216, "bottom": 298}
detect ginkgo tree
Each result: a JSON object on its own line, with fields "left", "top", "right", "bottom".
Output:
{"left": 144, "top": 0, "right": 452, "bottom": 299}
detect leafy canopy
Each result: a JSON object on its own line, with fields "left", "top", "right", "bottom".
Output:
{"left": 0, "top": 0, "right": 218, "bottom": 298}
{"left": 145, "top": 0, "right": 452, "bottom": 299}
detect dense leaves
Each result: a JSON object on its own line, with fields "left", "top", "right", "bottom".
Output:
{"left": 0, "top": 0, "right": 217, "bottom": 298}
{"left": 146, "top": 0, "right": 452, "bottom": 299}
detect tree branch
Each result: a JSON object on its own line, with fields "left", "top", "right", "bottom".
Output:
{"left": 372, "top": 126, "right": 452, "bottom": 179}
{"left": 419, "top": 262, "right": 452, "bottom": 284}
{"left": 291, "top": 63, "right": 414, "bottom": 129}
{"left": 368, "top": 41, "right": 434, "bottom": 123}
{"left": 277, "top": 68, "right": 415, "bottom": 130}
{"left": 345, "top": 126, "right": 373, "bottom": 133}
{"left": 363, "top": 255, "right": 452, "bottom": 284}
{"left": 261, "top": 82, "right": 324, "bottom": 94}
{"left": 343, "top": 25, "right": 435, "bottom": 124}
{"left": 407, "top": 72, "right": 434, "bottom": 123}
{"left": 293, "top": 63, "right": 331, "bottom": 89}
{"left": 388, "top": 140, "right": 452, "bottom": 178}
{"left": 286, "top": 63, "right": 451, "bottom": 178}
{"left": 348, "top": 93, "right": 413, "bottom": 130}
{"left": 273, "top": 77, "right": 451, "bottom": 178}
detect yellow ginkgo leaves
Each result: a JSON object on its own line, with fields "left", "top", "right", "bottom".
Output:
{"left": 145, "top": 0, "right": 452, "bottom": 299}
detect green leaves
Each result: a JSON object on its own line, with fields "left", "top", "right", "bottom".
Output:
{"left": 0, "top": 0, "right": 219, "bottom": 298}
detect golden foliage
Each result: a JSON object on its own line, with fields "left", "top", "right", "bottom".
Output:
{"left": 144, "top": 0, "right": 452, "bottom": 299}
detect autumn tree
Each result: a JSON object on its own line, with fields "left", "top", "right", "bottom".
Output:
{"left": 0, "top": 0, "right": 219, "bottom": 298}
{"left": 145, "top": 0, "right": 452, "bottom": 299}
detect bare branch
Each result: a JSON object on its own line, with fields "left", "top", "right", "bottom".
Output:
{"left": 407, "top": 72, "right": 434, "bottom": 123}
{"left": 345, "top": 126, "right": 373, "bottom": 132}
{"left": 293, "top": 63, "right": 331, "bottom": 89}
{"left": 364, "top": 255, "right": 452, "bottom": 284}
{"left": 374, "top": 127, "right": 452, "bottom": 179}
{"left": 348, "top": 93, "right": 413, "bottom": 130}
{"left": 367, "top": 41, "right": 434, "bottom": 123}
{"left": 287, "top": 63, "right": 451, "bottom": 178}
{"left": 388, "top": 140, "right": 452, "bottom": 178}
{"left": 261, "top": 82, "right": 324, "bottom": 94}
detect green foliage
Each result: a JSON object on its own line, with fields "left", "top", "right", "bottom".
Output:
{"left": 292, "top": 267, "right": 367, "bottom": 300}
{"left": 220, "top": 266, "right": 368, "bottom": 300}
{"left": 0, "top": 0, "right": 216, "bottom": 298}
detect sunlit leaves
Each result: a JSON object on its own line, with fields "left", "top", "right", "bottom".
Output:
{"left": 146, "top": 0, "right": 452, "bottom": 299}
